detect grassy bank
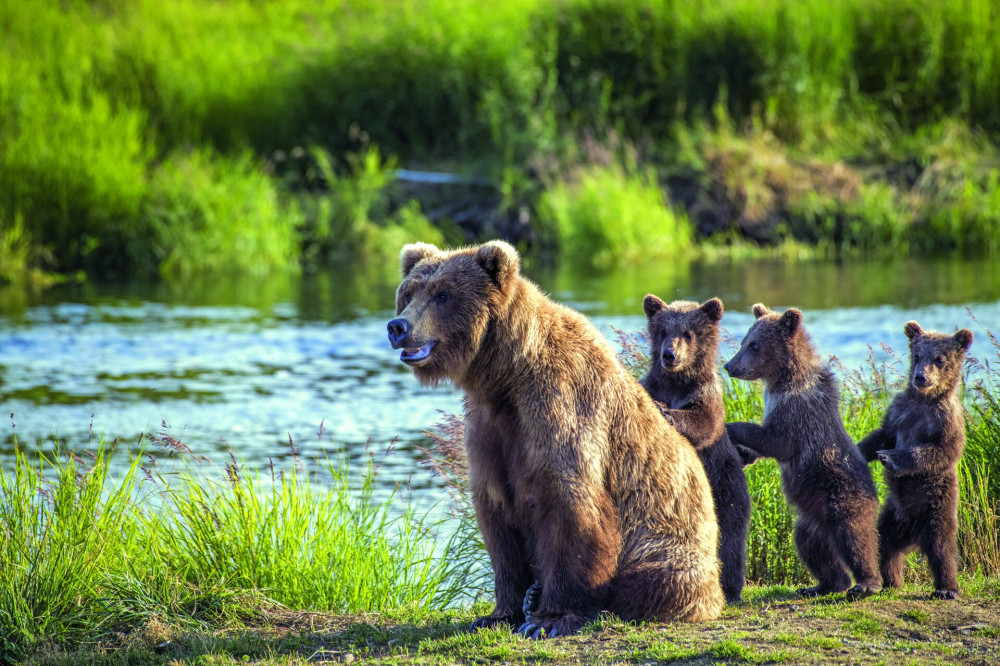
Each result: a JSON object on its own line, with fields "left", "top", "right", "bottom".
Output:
{"left": 14, "top": 583, "right": 1000, "bottom": 665}
{"left": 2, "top": 0, "right": 1000, "bottom": 283}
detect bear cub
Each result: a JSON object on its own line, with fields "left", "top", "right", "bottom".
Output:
{"left": 857, "top": 321, "right": 973, "bottom": 599}
{"left": 640, "top": 295, "right": 751, "bottom": 603}
{"left": 724, "top": 304, "right": 881, "bottom": 600}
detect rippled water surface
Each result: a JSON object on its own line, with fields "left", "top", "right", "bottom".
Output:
{"left": 2, "top": 257, "right": 998, "bottom": 495}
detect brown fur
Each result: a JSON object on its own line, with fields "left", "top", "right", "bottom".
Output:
{"left": 388, "top": 241, "right": 724, "bottom": 638}
{"left": 640, "top": 295, "right": 751, "bottom": 603}
{"left": 724, "top": 304, "right": 881, "bottom": 599}
{"left": 857, "top": 321, "right": 973, "bottom": 599}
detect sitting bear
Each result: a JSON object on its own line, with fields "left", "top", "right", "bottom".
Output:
{"left": 724, "top": 304, "right": 881, "bottom": 600}
{"left": 639, "top": 295, "right": 751, "bottom": 604}
{"left": 857, "top": 321, "right": 973, "bottom": 599}
{"left": 387, "top": 241, "right": 723, "bottom": 638}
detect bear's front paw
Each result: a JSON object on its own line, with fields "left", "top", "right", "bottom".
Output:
{"left": 845, "top": 583, "right": 880, "bottom": 601}
{"left": 876, "top": 450, "right": 902, "bottom": 475}
{"left": 470, "top": 612, "right": 522, "bottom": 633}
{"left": 522, "top": 581, "right": 541, "bottom": 622}
{"left": 736, "top": 444, "right": 760, "bottom": 467}
{"left": 517, "top": 612, "right": 590, "bottom": 639}
{"left": 931, "top": 589, "right": 959, "bottom": 600}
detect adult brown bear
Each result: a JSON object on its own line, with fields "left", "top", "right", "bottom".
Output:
{"left": 387, "top": 241, "right": 723, "bottom": 638}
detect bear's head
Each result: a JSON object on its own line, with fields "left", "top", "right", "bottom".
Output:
{"left": 723, "top": 303, "right": 813, "bottom": 386}
{"left": 642, "top": 295, "right": 723, "bottom": 377}
{"left": 387, "top": 240, "right": 520, "bottom": 385}
{"left": 903, "top": 321, "right": 973, "bottom": 397}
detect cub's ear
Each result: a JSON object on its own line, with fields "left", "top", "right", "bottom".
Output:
{"left": 476, "top": 240, "right": 520, "bottom": 289}
{"left": 752, "top": 303, "right": 770, "bottom": 319}
{"left": 954, "top": 328, "right": 974, "bottom": 351}
{"left": 780, "top": 308, "right": 803, "bottom": 334}
{"left": 643, "top": 294, "right": 667, "bottom": 319}
{"left": 700, "top": 297, "right": 724, "bottom": 322}
{"left": 400, "top": 243, "right": 440, "bottom": 277}
{"left": 903, "top": 320, "right": 924, "bottom": 341}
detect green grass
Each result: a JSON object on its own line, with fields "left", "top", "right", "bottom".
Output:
{"left": 0, "top": 436, "right": 477, "bottom": 662}
{"left": 3, "top": 0, "right": 1000, "bottom": 282}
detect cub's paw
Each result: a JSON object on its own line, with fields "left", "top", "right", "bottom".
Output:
{"left": 517, "top": 612, "right": 590, "bottom": 640}
{"left": 876, "top": 450, "right": 902, "bottom": 475}
{"left": 653, "top": 401, "right": 675, "bottom": 425}
{"left": 736, "top": 444, "right": 760, "bottom": 468}
{"left": 522, "top": 581, "right": 541, "bottom": 621}
{"left": 845, "top": 583, "right": 880, "bottom": 601}
{"left": 470, "top": 613, "right": 521, "bottom": 633}
{"left": 797, "top": 585, "right": 845, "bottom": 598}
{"left": 931, "top": 589, "right": 959, "bottom": 600}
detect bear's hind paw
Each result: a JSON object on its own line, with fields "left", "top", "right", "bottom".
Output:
{"left": 931, "top": 589, "right": 959, "bottom": 600}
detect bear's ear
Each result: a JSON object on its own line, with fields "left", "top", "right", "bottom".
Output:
{"left": 476, "top": 240, "right": 520, "bottom": 289}
{"left": 643, "top": 294, "right": 667, "bottom": 319}
{"left": 904, "top": 320, "right": 924, "bottom": 340}
{"left": 780, "top": 308, "right": 802, "bottom": 334}
{"left": 954, "top": 328, "right": 974, "bottom": 351}
{"left": 400, "top": 243, "right": 440, "bottom": 277}
{"left": 700, "top": 297, "right": 724, "bottom": 322}
{"left": 752, "top": 303, "right": 770, "bottom": 319}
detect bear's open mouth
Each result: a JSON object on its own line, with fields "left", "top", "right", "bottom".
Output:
{"left": 401, "top": 341, "right": 437, "bottom": 364}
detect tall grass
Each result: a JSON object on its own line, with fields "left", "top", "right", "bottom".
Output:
{"left": 0, "top": 433, "right": 474, "bottom": 661}
{"left": 3, "top": 0, "right": 1000, "bottom": 281}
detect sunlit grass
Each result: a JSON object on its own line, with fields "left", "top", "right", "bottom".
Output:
{"left": 0, "top": 434, "right": 476, "bottom": 662}
{"left": 3, "top": 0, "right": 1000, "bottom": 281}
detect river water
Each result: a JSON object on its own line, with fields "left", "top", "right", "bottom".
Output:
{"left": 1, "top": 256, "right": 998, "bottom": 497}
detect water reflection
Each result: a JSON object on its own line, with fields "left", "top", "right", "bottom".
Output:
{"left": 2, "top": 256, "right": 998, "bottom": 497}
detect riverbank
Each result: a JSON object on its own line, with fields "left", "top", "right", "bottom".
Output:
{"left": 17, "top": 582, "right": 1000, "bottom": 665}
{"left": 3, "top": 0, "right": 999, "bottom": 284}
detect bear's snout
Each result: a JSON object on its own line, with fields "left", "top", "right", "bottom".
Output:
{"left": 387, "top": 317, "right": 413, "bottom": 349}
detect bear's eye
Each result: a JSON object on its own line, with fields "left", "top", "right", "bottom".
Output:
{"left": 749, "top": 341, "right": 759, "bottom": 352}
{"left": 435, "top": 291, "right": 450, "bottom": 305}
{"left": 913, "top": 354, "right": 920, "bottom": 364}
{"left": 683, "top": 330, "right": 694, "bottom": 342}
{"left": 935, "top": 355, "right": 945, "bottom": 367}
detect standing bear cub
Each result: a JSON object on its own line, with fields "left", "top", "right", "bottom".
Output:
{"left": 388, "top": 241, "right": 724, "bottom": 638}
{"left": 724, "top": 304, "right": 881, "bottom": 600}
{"left": 857, "top": 321, "right": 973, "bottom": 599}
{"left": 639, "top": 295, "right": 751, "bottom": 603}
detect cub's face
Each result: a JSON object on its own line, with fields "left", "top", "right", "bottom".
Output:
{"left": 643, "top": 295, "right": 723, "bottom": 373}
{"left": 904, "top": 321, "right": 973, "bottom": 396}
{"left": 387, "top": 241, "right": 519, "bottom": 385}
{"left": 723, "top": 303, "right": 802, "bottom": 383}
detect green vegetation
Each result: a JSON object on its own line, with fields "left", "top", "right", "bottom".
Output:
{"left": 3, "top": 0, "right": 1000, "bottom": 283}
{"left": 0, "top": 435, "right": 480, "bottom": 662}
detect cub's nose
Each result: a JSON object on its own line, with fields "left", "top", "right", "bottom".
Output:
{"left": 662, "top": 349, "right": 676, "bottom": 364}
{"left": 913, "top": 372, "right": 927, "bottom": 386}
{"left": 723, "top": 360, "right": 733, "bottom": 375}
{"left": 387, "top": 318, "right": 413, "bottom": 349}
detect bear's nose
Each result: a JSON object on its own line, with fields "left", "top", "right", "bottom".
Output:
{"left": 387, "top": 318, "right": 413, "bottom": 349}
{"left": 723, "top": 360, "right": 733, "bottom": 375}
{"left": 662, "top": 349, "right": 676, "bottom": 363}
{"left": 914, "top": 372, "right": 927, "bottom": 386}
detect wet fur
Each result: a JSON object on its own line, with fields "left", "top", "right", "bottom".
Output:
{"left": 857, "top": 321, "right": 972, "bottom": 599}
{"left": 392, "top": 241, "right": 724, "bottom": 638}
{"left": 724, "top": 304, "right": 881, "bottom": 599}
{"left": 639, "top": 295, "right": 751, "bottom": 603}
